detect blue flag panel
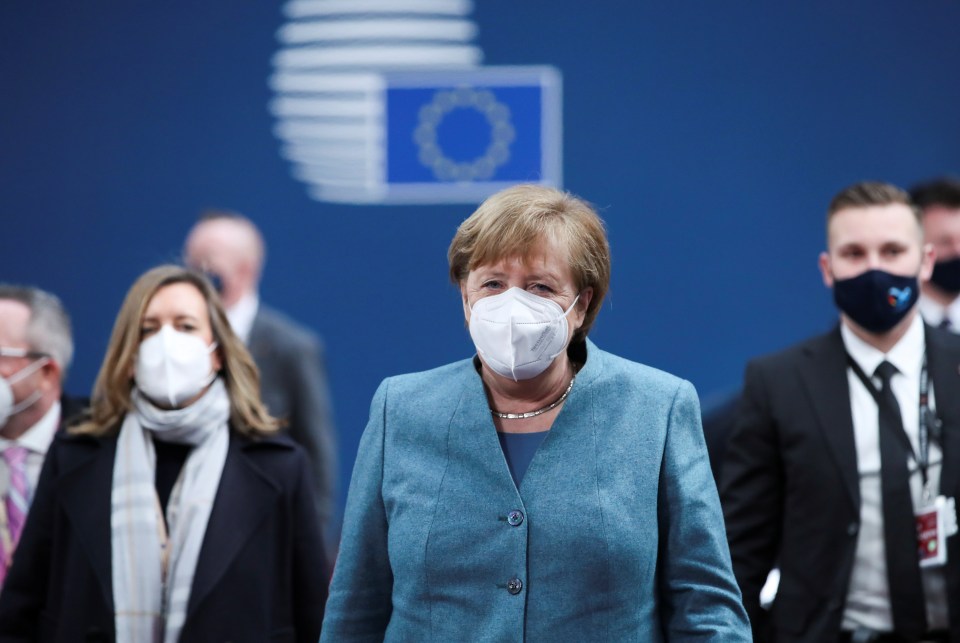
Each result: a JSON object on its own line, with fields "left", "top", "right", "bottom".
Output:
{"left": 379, "top": 66, "right": 562, "bottom": 204}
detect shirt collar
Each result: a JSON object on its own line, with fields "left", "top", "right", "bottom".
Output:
{"left": 841, "top": 312, "right": 926, "bottom": 380}
{"left": 226, "top": 291, "right": 259, "bottom": 344}
{"left": 0, "top": 401, "right": 60, "bottom": 455}
{"left": 919, "top": 291, "right": 960, "bottom": 329}
{"left": 919, "top": 293, "right": 947, "bottom": 326}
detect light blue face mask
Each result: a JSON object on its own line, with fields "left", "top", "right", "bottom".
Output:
{"left": 469, "top": 287, "right": 579, "bottom": 382}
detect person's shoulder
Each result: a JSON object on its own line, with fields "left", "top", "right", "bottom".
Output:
{"left": 585, "top": 341, "right": 687, "bottom": 395}
{"left": 928, "top": 323, "right": 960, "bottom": 351}
{"left": 745, "top": 326, "right": 840, "bottom": 371}
{"left": 379, "top": 357, "right": 477, "bottom": 395}
{"left": 254, "top": 303, "right": 323, "bottom": 349}
{"left": 233, "top": 427, "right": 299, "bottom": 450}
{"left": 60, "top": 394, "right": 90, "bottom": 426}
{"left": 231, "top": 429, "right": 314, "bottom": 486}
{"left": 44, "top": 427, "right": 116, "bottom": 475}
{"left": 232, "top": 428, "right": 307, "bottom": 466}
{"left": 56, "top": 427, "right": 114, "bottom": 448}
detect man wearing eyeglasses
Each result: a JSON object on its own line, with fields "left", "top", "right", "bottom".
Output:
{"left": 0, "top": 285, "right": 74, "bottom": 587}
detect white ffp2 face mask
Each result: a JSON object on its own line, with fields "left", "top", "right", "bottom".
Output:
{"left": 0, "top": 355, "right": 49, "bottom": 427}
{"left": 135, "top": 325, "right": 218, "bottom": 408}
{"left": 468, "top": 287, "right": 579, "bottom": 382}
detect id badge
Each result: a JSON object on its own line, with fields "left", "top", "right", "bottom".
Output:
{"left": 916, "top": 495, "right": 958, "bottom": 568}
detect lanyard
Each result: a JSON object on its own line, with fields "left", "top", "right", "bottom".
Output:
{"left": 847, "top": 353, "right": 936, "bottom": 487}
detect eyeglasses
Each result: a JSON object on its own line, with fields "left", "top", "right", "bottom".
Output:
{"left": 0, "top": 347, "right": 50, "bottom": 359}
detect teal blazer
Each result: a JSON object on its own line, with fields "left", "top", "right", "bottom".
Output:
{"left": 322, "top": 341, "right": 750, "bottom": 641}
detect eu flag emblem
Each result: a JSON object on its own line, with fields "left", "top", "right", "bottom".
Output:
{"left": 380, "top": 67, "right": 561, "bottom": 204}
{"left": 272, "top": 66, "right": 561, "bottom": 205}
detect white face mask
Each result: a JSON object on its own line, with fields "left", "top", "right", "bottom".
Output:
{"left": 0, "top": 353, "right": 49, "bottom": 428}
{"left": 468, "top": 287, "right": 580, "bottom": 382}
{"left": 135, "top": 326, "right": 218, "bottom": 408}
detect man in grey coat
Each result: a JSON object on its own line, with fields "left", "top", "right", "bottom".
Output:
{"left": 184, "top": 212, "right": 338, "bottom": 535}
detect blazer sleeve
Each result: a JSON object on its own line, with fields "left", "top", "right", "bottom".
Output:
{"left": 0, "top": 437, "right": 59, "bottom": 640}
{"left": 320, "top": 379, "right": 393, "bottom": 642}
{"left": 656, "top": 379, "right": 752, "bottom": 641}
{"left": 719, "top": 359, "right": 783, "bottom": 641}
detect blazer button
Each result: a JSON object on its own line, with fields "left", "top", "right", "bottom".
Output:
{"left": 847, "top": 522, "right": 859, "bottom": 536}
{"left": 507, "top": 578, "right": 523, "bottom": 595}
{"left": 507, "top": 510, "right": 524, "bottom": 526}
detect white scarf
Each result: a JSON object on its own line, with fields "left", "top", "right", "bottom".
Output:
{"left": 111, "top": 378, "right": 230, "bottom": 643}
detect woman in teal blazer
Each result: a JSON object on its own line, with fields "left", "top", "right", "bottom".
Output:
{"left": 322, "top": 185, "right": 750, "bottom": 641}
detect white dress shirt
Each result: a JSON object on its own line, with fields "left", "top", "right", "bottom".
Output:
{"left": 226, "top": 291, "right": 259, "bottom": 344}
{"left": 841, "top": 314, "right": 948, "bottom": 631}
{"left": 0, "top": 401, "right": 60, "bottom": 502}
{"left": 919, "top": 292, "right": 960, "bottom": 332}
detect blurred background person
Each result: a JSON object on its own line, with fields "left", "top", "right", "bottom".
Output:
{"left": 0, "top": 285, "right": 75, "bottom": 588}
{"left": 0, "top": 266, "right": 327, "bottom": 642}
{"left": 322, "top": 185, "right": 749, "bottom": 641}
{"left": 722, "top": 182, "right": 960, "bottom": 642}
{"left": 912, "top": 177, "right": 960, "bottom": 331}
{"left": 184, "top": 211, "right": 338, "bottom": 536}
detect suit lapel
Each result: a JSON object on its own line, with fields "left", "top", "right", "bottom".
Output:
{"left": 798, "top": 328, "right": 860, "bottom": 511}
{"left": 186, "top": 436, "right": 281, "bottom": 616}
{"left": 57, "top": 436, "right": 117, "bottom": 611}
{"left": 927, "top": 327, "right": 960, "bottom": 497}
{"left": 246, "top": 310, "right": 266, "bottom": 357}
{"left": 448, "top": 358, "right": 518, "bottom": 493}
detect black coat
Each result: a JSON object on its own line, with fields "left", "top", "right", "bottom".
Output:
{"left": 720, "top": 324, "right": 960, "bottom": 642}
{"left": 0, "top": 425, "right": 328, "bottom": 642}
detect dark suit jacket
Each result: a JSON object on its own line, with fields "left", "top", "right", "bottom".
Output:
{"left": 701, "top": 389, "right": 742, "bottom": 484}
{"left": 248, "top": 305, "right": 337, "bottom": 529}
{"left": 0, "top": 426, "right": 328, "bottom": 642}
{"left": 720, "top": 324, "right": 960, "bottom": 642}
{"left": 58, "top": 394, "right": 89, "bottom": 429}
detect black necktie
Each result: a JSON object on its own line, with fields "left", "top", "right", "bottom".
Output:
{"left": 939, "top": 318, "right": 952, "bottom": 331}
{"left": 874, "top": 360, "right": 927, "bottom": 638}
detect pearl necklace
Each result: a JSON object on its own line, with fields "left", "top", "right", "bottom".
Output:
{"left": 490, "top": 375, "right": 576, "bottom": 420}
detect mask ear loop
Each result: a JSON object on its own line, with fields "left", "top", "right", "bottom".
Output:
{"left": 541, "top": 294, "right": 583, "bottom": 367}
{"left": 561, "top": 294, "right": 581, "bottom": 318}
{"left": 474, "top": 290, "right": 581, "bottom": 320}
{"left": 6, "top": 355, "right": 49, "bottom": 386}
{"left": 5, "top": 356, "right": 50, "bottom": 415}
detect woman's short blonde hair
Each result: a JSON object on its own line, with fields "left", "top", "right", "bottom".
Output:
{"left": 448, "top": 184, "right": 611, "bottom": 342}
{"left": 73, "top": 265, "right": 280, "bottom": 437}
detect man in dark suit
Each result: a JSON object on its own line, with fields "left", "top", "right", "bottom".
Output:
{"left": 721, "top": 181, "right": 960, "bottom": 642}
{"left": 912, "top": 178, "right": 960, "bottom": 332}
{"left": 0, "top": 284, "right": 74, "bottom": 587}
{"left": 184, "top": 212, "right": 338, "bottom": 534}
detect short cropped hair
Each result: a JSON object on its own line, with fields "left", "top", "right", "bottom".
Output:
{"left": 909, "top": 177, "right": 960, "bottom": 212}
{"left": 827, "top": 181, "right": 920, "bottom": 230}
{"left": 448, "top": 184, "right": 611, "bottom": 343}
{"left": 0, "top": 284, "right": 73, "bottom": 375}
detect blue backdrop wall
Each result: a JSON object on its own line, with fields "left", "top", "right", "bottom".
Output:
{"left": 3, "top": 1, "right": 960, "bottom": 519}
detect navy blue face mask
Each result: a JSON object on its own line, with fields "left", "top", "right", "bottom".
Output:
{"left": 930, "top": 257, "right": 960, "bottom": 295}
{"left": 832, "top": 269, "right": 919, "bottom": 333}
{"left": 201, "top": 271, "right": 225, "bottom": 295}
